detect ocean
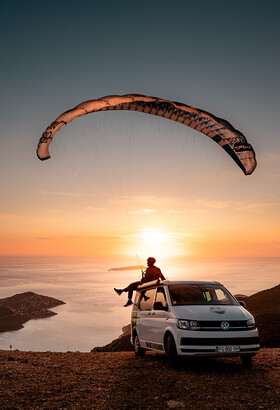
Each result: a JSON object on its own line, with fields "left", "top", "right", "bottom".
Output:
{"left": 0, "top": 256, "right": 279, "bottom": 352}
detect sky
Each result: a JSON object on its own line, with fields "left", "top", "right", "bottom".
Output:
{"left": 0, "top": 0, "right": 280, "bottom": 260}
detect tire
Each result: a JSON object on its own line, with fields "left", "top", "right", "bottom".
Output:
{"left": 240, "top": 355, "right": 253, "bottom": 368}
{"left": 167, "top": 335, "right": 180, "bottom": 368}
{"left": 133, "top": 333, "right": 146, "bottom": 357}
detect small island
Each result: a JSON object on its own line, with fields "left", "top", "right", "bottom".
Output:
{"left": 109, "top": 265, "right": 145, "bottom": 271}
{"left": 0, "top": 292, "right": 65, "bottom": 333}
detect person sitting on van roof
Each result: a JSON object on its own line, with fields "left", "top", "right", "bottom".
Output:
{"left": 114, "top": 257, "right": 165, "bottom": 307}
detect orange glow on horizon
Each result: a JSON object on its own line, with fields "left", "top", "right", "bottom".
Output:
{"left": 0, "top": 226, "right": 280, "bottom": 258}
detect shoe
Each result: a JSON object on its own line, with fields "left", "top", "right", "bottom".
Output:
{"left": 114, "top": 288, "right": 122, "bottom": 296}
{"left": 124, "top": 300, "right": 133, "bottom": 307}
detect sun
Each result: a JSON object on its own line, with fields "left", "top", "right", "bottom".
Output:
{"left": 127, "top": 228, "right": 185, "bottom": 259}
{"left": 140, "top": 229, "right": 166, "bottom": 247}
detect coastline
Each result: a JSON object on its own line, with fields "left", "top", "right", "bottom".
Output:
{"left": 0, "top": 292, "right": 65, "bottom": 334}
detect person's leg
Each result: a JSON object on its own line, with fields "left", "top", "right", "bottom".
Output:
{"left": 114, "top": 280, "right": 140, "bottom": 295}
{"left": 124, "top": 281, "right": 140, "bottom": 300}
{"left": 114, "top": 281, "right": 140, "bottom": 306}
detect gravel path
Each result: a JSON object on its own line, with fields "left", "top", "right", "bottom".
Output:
{"left": 0, "top": 349, "right": 279, "bottom": 409}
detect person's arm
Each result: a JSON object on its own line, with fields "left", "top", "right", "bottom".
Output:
{"left": 159, "top": 269, "right": 166, "bottom": 281}
{"left": 140, "top": 269, "right": 147, "bottom": 284}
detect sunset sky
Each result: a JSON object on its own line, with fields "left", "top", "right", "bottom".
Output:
{"left": 1, "top": 0, "right": 280, "bottom": 260}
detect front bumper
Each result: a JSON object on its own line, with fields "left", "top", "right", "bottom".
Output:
{"left": 176, "top": 329, "right": 260, "bottom": 356}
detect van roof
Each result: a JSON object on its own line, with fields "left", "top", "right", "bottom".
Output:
{"left": 137, "top": 279, "right": 223, "bottom": 291}
{"left": 163, "top": 280, "right": 223, "bottom": 286}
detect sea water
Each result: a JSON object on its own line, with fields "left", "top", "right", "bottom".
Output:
{"left": 0, "top": 256, "right": 279, "bottom": 352}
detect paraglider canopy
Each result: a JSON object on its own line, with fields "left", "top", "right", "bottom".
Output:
{"left": 37, "top": 94, "right": 256, "bottom": 175}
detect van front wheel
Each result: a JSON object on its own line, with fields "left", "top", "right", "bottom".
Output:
{"left": 133, "top": 333, "right": 146, "bottom": 357}
{"left": 167, "top": 335, "right": 179, "bottom": 367}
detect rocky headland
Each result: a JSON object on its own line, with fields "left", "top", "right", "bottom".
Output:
{"left": 0, "top": 292, "right": 65, "bottom": 333}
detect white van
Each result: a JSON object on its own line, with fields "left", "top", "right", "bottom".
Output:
{"left": 131, "top": 280, "right": 260, "bottom": 367}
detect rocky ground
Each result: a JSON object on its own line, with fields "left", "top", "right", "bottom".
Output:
{"left": 0, "top": 348, "right": 279, "bottom": 409}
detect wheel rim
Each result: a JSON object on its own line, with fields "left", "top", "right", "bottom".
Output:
{"left": 134, "top": 335, "right": 140, "bottom": 352}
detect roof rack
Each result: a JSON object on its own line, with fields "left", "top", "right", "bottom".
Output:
{"left": 136, "top": 280, "right": 224, "bottom": 291}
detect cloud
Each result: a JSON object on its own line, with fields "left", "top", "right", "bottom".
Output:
{"left": 110, "top": 195, "right": 160, "bottom": 206}
{"left": 35, "top": 189, "right": 81, "bottom": 197}
{"left": 168, "top": 231, "right": 204, "bottom": 241}
{"left": 234, "top": 201, "right": 280, "bottom": 213}
{"left": 35, "top": 190, "right": 96, "bottom": 198}
{"left": 111, "top": 195, "right": 254, "bottom": 215}
{"left": 128, "top": 209, "right": 157, "bottom": 215}
{"left": 195, "top": 199, "right": 233, "bottom": 210}
{"left": 167, "top": 209, "right": 206, "bottom": 214}
{"left": 35, "top": 234, "right": 128, "bottom": 242}
{"left": 0, "top": 213, "right": 72, "bottom": 232}
{"left": 110, "top": 195, "right": 233, "bottom": 214}
{"left": 127, "top": 230, "right": 202, "bottom": 242}
{"left": 166, "top": 198, "right": 233, "bottom": 214}
{"left": 167, "top": 197, "right": 280, "bottom": 214}
{"left": 0, "top": 214, "right": 62, "bottom": 223}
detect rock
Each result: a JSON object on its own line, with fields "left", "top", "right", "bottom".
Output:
{"left": 92, "top": 325, "right": 133, "bottom": 352}
{"left": 167, "top": 400, "right": 186, "bottom": 408}
{"left": 243, "top": 284, "right": 280, "bottom": 347}
{"left": 0, "top": 292, "right": 65, "bottom": 333}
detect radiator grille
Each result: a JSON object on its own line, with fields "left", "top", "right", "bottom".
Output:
{"left": 199, "top": 320, "right": 248, "bottom": 331}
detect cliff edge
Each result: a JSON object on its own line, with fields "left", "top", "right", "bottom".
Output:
{"left": 0, "top": 349, "right": 279, "bottom": 409}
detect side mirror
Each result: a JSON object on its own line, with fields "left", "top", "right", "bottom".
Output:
{"left": 239, "top": 301, "right": 246, "bottom": 308}
{"left": 153, "top": 301, "right": 168, "bottom": 311}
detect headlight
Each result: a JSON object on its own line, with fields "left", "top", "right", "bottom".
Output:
{"left": 247, "top": 318, "right": 256, "bottom": 329}
{"left": 177, "top": 319, "right": 200, "bottom": 330}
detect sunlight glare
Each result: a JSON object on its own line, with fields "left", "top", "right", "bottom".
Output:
{"left": 140, "top": 229, "right": 165, "bottom": 247}
{"left": 128, "top": 228, "right": 184, "bottom": 260}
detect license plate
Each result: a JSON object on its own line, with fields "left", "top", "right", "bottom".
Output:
{"left": 216, "top": 346, "right": 240, "bottom": 353}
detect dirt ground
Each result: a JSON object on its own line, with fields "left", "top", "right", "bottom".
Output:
{"left": 0, "top": 349, "right": 279, "bottom": 409}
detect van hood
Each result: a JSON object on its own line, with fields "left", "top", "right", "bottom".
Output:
{"left": 171, "top": 305, "right": 253, "bottom": 321}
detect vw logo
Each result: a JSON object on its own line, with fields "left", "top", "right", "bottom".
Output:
{"left": 221, "top": 321, "right": 230, "bottom": 330}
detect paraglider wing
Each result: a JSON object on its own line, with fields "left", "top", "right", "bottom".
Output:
{"left": 37, "top": 94, "right": 256, "bottom": 175}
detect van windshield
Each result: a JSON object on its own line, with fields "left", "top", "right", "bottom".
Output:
{"left": 168, "top": 285, "right": 237, "bottom": 306}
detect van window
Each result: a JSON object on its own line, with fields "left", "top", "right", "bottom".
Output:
{"left": 168, "top": 285, "right": 237, "bottom": 306}
{"left": 155, "top": 287, "right": 168, "bottom": 309}
{"left": 139, "top": 288, "right": 156, "bottom": 311}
